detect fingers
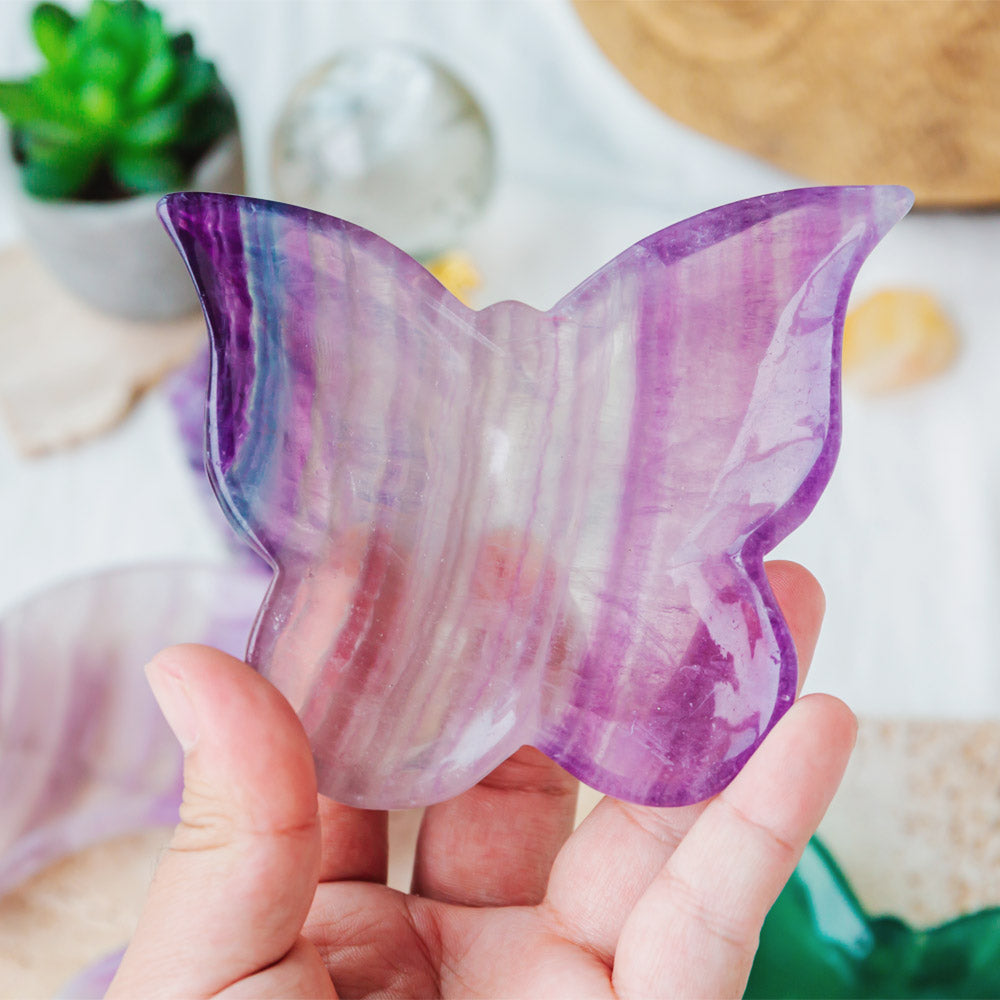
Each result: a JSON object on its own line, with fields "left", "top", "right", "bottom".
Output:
{"left": 612, "top": 693, "right": 857, "bottom": 999}
{"left": 412, "top": 745, "right": 578, "bottom": 906}
{"left": 543, "top": 795, "right": 707, "bottom": 964}
{"left": 542, "top": 560, "right": 826, "bottom": 960}
{"left": 108, "top": 645, "right": 326, "bottom": 999}
{"left": 763, "top": 559, "right": 826, "bottom": 693}
{"left": 317, "top": 796, "right": 388, "bottom": 883}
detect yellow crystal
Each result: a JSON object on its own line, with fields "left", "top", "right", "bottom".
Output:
{"left": 843, "top": 289, "right": 959, "bottom": 393}
{"left": 425, "top": 251, "right": 481, "bottom": 306}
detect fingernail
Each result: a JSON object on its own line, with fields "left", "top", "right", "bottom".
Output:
{"left": 145, "top": 658, "right": 199, "bottom": 751}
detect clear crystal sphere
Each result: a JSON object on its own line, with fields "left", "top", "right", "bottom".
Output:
{"left": 271, "top": 46, "right": 495, "bottom": 259}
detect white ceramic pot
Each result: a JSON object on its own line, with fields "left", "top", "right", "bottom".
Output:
{"left": 10, "top": 132, "right": 244, "bottom": 322}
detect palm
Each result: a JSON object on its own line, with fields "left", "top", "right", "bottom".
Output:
{"left": 310, "top": 882, "right": 611, "bottom": 998}
{"left": 309, "top": 881, "right": 445, "bottom": 998}
{"left": 306, "top": 806, "right": 602, "bottom": 995}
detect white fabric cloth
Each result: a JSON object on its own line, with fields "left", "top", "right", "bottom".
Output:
{"left": 1, "top": 0, "right": 998, "bottom": 718}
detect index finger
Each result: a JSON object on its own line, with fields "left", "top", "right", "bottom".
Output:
{"left": 764, "top": 559, "right": 826, "bottom": 694}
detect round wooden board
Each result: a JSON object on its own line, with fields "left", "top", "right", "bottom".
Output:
{"left": 573, "top": 0, "right": 1000, "bottom": 207}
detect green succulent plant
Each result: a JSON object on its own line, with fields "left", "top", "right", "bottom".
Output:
{"left": 0, "top": 0, "right": 237, "bottom": 200}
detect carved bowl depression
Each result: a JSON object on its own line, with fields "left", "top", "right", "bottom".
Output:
{"left": 159, "top": 185, "right": 912, "bottom": 808}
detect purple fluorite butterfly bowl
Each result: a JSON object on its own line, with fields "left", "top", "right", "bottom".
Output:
{"left": 159, "top": 186, "right": 912, "bottom": 808}
{"left": 0, "top": 565, "right": 265, "bottom": 898}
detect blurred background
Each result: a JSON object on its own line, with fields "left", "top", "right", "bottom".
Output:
{"left": 1, "top": 1, "right": 999, "bottom": 995}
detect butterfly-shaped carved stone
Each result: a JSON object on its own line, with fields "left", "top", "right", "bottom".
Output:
{"left": 160, "top": 186, "right": 911, "bottom": 808}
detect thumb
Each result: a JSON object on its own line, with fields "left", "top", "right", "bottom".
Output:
{"left": 108, "top": 644, "right": 331, "bottom": 998}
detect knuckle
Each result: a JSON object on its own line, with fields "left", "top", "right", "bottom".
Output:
{"left": 718, "top": 795, "right": 799, "bottom": 863}
{"left": 661, "top": 864, "right": 758, "bottom": 958}
{"left": 612, "top": 799, "right": 686, "bottom": 853}
{"left": 172, "top": 777, "right": 240, "bottom": 851}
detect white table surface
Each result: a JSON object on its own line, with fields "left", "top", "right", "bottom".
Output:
{"left": 2, "top": 0, "right": 999, "bottom": 722}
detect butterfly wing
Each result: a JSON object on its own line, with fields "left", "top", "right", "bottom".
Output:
{"left": 160, "top": 194, "right": 548, "bottom": 807}
{"left": 535, "top": 186, "right": 912, "bottom": 804}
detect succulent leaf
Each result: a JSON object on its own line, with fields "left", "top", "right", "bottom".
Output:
{"left": 110, "top": 145, "right": 185, "bottom": 192}
{"left": 79, "top": 79, "right": 120, "bottom": 125}
{"left": 87, "top": 1, "right": 114, "bottom": 32}
{"left": 120, "top": 102, "right": 184, "bottom": 147}
{"left": 129, "top": 41, "right": 176, "bottom": 107}
{"left": 20, "top": 117, "right": 92, "bottom": 147}
{"left": 178, "top": 85, "right": 236, "bottom": 147}
{"left": 82, "top": 43, "right": 131, "bottom": 87}
{"left": 30, "top": 3, "right": 76, "bottom": 66}
{"left": 33, "top": 74, "right": 82, "bottom": 121}
{"left": 20, "top": 142, "right": 99, "bottom": 197}
{"left": 173, "top": 56, "right": 213, "bottom": 105}
{"left": 0, "top": 81, "right": 48, "bottom": 126}
{"left": 170, "top": 31, "right": 194, "bottom": 58}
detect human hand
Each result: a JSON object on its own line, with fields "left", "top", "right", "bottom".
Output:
{"left": 108, "top": 560, "right": 855, "bottom": 999}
